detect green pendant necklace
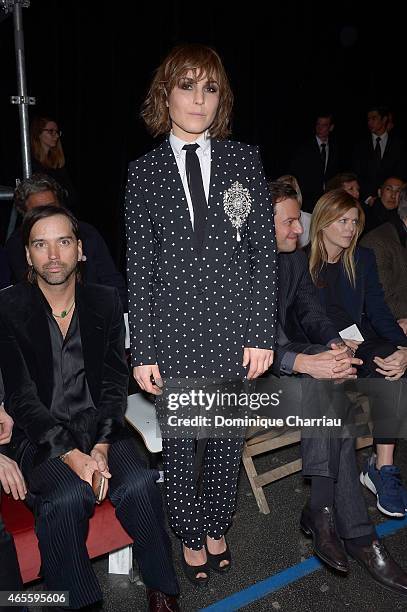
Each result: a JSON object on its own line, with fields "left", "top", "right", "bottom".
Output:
{"left": 52, "top": 301, "right": 75, "bottom": 319}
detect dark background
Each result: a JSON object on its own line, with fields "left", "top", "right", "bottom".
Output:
{"left": 1, "top": 0, "right": 405, "bottom": 266}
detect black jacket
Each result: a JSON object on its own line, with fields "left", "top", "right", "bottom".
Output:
{"left": 125, "top": 138, "right": 277, "bottom": 379}
{"left": 289, "top": 137, "right": 341, "bottom": 212}
{"left": 352, "top": 132, "right": 407, "bottom": 201}
{"left": 0, "top": 282, "right": 129, "bottom": 466}
{"left": 274, "top": 250, "right": 339, "bottom": 375}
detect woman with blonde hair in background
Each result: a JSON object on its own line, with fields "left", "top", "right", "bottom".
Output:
{"left": 309, "top": 188, "right": 407, "bottom": 519}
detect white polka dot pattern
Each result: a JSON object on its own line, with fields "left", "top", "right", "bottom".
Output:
{"left": 124, "top": 138, "right": 278, "bottom": 378}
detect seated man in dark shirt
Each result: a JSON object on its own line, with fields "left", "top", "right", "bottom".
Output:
{"left": 0, "top": 206, "right": 179, "bottom": 611}
{"left": 5, "top": 174, "right": 127, "bottom": 310}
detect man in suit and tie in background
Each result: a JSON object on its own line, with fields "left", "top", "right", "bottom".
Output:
{"left": 269, "top": 180, "right": 407, "bottom": 596}
{"left": 352, "top": 105, "right": 407, "bottom": 205}
{"left": 289, "top": 112, "right": 341, "bottom": 212}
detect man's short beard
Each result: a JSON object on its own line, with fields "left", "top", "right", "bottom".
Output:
{"left": 33, "top": 265, "right": 78, "bottom": 286}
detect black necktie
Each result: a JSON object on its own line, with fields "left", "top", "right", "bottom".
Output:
{"left": 375, "top": 136, "right": 382, "bottom": 162}
{"left": 320, "top": 142, "right": 327, "bottom": 173}
{"left": 183, "top": 143, "right": 207, "bottom": 252}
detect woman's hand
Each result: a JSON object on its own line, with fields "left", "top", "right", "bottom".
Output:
{"left": 374, "top": 347, "right": 407, "bottom": 380}
{"left": 133, "top": 364, "right": 163, "bottom": 395}
{"left": 243, "top": 348, "right": 274, "bottom": 379}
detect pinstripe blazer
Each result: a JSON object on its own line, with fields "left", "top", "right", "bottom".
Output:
{"left": 273, "top": 250, "right": 339, "bottom": 374}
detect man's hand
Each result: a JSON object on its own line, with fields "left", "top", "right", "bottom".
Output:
{"left": 341, "top": 339, "right": 362, "bottom": 354}
{"left": 0, "top": 405, "right": 13, "bottom": 445}
{"left": 374, "top": 347, "right": 407, "bottom": 380}
{"left": 62, "top": 448, "right": 99, "bottom": 486}
{"left": 294, "top": 347, "right": 362, "bottom": 379}
{"left": 133, "top": 364, "right": 163, "bottom": 395}
{"left": 243, "top": 348, "right": 274, "bottom": 380}
{"left": 90, "top": 443, "right": 111, "bottom": 479}
{"left": 397, "top": 319, "right": 407, "bottom": 335}
{"left": 0, "top": 454, "right": 26, "bottom": 500}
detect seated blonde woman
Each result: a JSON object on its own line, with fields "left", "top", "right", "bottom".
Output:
{"left": 308, "top": 188, "right": 407, "bottom": 519}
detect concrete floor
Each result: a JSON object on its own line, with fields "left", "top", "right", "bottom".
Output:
{"left": 25, "top": 436, "right": 407, "bottom": 612}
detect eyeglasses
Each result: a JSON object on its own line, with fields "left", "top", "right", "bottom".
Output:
{"left": 42, "top": 129, "right": 62, "bottom": 137}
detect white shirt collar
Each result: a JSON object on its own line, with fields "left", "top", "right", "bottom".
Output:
{"left": 316, "top": 136, "right": 328, "bottom": 147}
{"left": 372, "top": 131, "right": 388, "bottom": 144}
{"left": 169, "top": 130, "right": 211, "bottom": 158}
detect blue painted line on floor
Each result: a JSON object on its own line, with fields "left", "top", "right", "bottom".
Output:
{"left": 199, "top": 516, "right": 407, "bottom": 611}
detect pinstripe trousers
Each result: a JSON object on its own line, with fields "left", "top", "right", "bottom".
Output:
{"left": 21, "top": 438, "right": 179, "bottom": 609}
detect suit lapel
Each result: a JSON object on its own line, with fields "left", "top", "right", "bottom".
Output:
{"left": 76, "top": 284, "right": 105, "bottom": 404}
{"left": 157, "top": 138, "right": 197, "bottom": 253}
{"left": 24, "top": 285, "right": 54, "bottom": 406}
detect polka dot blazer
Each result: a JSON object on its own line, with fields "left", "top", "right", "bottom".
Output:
{"left": 125, "top": 138, "right": 278, "bottom": 380}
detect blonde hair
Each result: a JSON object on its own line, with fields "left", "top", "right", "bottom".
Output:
{"left": 309, "top": 189, "right": 365, "bottom": 287}
{"left": 276, "top": 174, "right": 303, "bottom": 208}
{"left": 30, "top": 116, "right": 65, "bottom": 169}
{"left": 141, "top": 43, "right": 233, "bottom": 139}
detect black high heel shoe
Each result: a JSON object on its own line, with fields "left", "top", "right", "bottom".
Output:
{"left": 205, "top": 538, "right": 232, "bottom": 573}
{"left": 181, "top": 544, "right": 210, "bottom": 586}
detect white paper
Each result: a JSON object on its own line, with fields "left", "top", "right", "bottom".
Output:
{"left": 339, "top": 324, "right": 364, "bottom": 342}
{"left": 108, "top": 545, "right": 133, "bottom": 575}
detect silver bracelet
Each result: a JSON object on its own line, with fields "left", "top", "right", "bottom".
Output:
{"left": 60, "top": 449, "right": 74, "bottom": 462}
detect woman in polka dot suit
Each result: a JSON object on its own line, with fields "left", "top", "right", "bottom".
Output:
{"left": 125, "top": 44, "right": 277, "bottom": 584}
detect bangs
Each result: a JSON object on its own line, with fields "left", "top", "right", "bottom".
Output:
{"left": 175, "top": 65, "right": 218, "bottom": 85}
{"left": 163, "top": 46, "right": 225, "bottom": 91}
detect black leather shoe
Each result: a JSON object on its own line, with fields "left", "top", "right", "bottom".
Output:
{"left": 345, "top": 540, "right": 407, "bottom": 597}
{"left": 300, "top": 504, "right": 348, "bottom": 572}
{"left": 146, "top": 588, "right": 180, "bottom": 612}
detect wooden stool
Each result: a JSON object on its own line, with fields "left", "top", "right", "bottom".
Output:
{"left": 242, "top": 426, "right": 373, "bottom": 515}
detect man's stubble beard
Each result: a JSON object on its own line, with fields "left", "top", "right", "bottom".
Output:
{"left": 34, "top": 263, "right": 78, "bottom": 286}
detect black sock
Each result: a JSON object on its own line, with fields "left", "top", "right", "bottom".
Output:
{"left": 346, "top": 531, "right": 377, "bottom": 547}
{"left": 310, "top": 476, "right": 335, "bottom": 509}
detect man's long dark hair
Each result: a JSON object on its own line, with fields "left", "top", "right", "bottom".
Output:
{"left": 22, "top": 205, "right": 80, "bottom": 247}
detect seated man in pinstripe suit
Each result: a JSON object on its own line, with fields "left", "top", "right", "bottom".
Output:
{"left": 0, "top": 206, "right": 179, "bottom": 611}
{"left": 270, "top": 182, "right": 407, "bottom": 597}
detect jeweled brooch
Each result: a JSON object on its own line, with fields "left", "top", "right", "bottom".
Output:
{"left": 223, "top": 181, "right": 252, "bottom": 242}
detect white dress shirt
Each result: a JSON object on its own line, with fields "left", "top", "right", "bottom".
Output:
{"left": 371, "top": 131, "right": 388, "bottom": 158}
{"left": 316, "top": 136, "right": 329, "bottom": 172}
{"left": 169, "top": 131, "right": 211, "bottom": 229}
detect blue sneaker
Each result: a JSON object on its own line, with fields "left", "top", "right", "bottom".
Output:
{"left": 399, "top": 483, "right": 407, "bottom": 513}
{"left": 360, "top": 457, "right": 405, "bottom": 517}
